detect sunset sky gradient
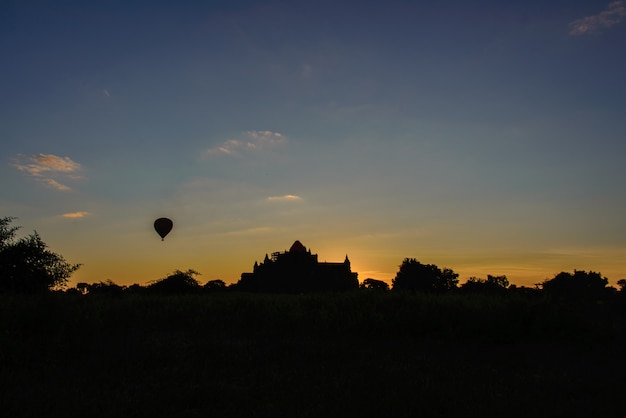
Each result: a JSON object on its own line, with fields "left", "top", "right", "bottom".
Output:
{"left": 2, "top": 0, "right": 626, "bottom": 287}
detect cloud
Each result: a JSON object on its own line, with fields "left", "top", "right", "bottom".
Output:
{"left": 266, "top": 194, "right": 303, "bottom": 202}
{"left": 41, "top": 179, "right": 71, "bottom": 191}
{"left": 569, "top": 1, "right": 626, "bottom": 35}
{"left": 62, "top": 211, "right": 90, "bottom": 218}
{"left": 14, "top": 154, "right": 81, "bottom": 176}
{"left": 206, "top": 131, "right": 287, "bottom": 156}
{"left": 13, "top": 153, "right": 83, "bottom": 191}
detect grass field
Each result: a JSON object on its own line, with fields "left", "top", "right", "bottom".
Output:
{"left": 1, "top": 291, "right": 625, "bottom": 417}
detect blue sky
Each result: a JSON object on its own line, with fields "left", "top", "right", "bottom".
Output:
{"left": 2, "top": 0, "right": 625, "bottom": 287}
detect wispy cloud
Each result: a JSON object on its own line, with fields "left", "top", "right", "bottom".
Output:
{"left": 41, "top": 179, "right": 71, "bottom": 191}
{"left": 569, "top": 1, "right": 626, "bottom": 35}
{"left": 14, "top": 154, "right": 81, "bottom": 176}
{"left": 13, "top": 153, "right": 83, "bottom": 191}
{"left": 62, "top": 211, "right": 90, "bottom": 218}
{"left": 266, "top": 194, "right": 303, "bottom": 202}
{"left": 206, "top": 131, "right": 287, "bottom": 156}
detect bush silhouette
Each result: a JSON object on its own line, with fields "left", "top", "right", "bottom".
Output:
{"left": 148, "top": 269, "right": 201, "bottom": 293}
{"left": 460, "top": 275, "right": 509, "bottom": 294}
{"left": 360, "top": 278, "right": 389, "bottom": 291}
{"left": 204, "top": 279, "right": 227, "bottom": 292}
{"left": 83, "top": 279, "right": 125, "bottom": 296}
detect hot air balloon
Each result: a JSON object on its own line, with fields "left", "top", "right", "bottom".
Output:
{"left": 154, "top": 218, "right": 173, "bottom": 241}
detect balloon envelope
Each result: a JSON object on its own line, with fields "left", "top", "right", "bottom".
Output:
{"left": 154, "top": 218, "right": 173, "bottom": 241}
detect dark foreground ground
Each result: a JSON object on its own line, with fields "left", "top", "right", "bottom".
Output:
{"left": 1, "top": 291, "right": 625, "bottom": 417}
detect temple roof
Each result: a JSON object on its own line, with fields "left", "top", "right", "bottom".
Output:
{"left": 289, "top": 240, "right": 307, "bottom": 253}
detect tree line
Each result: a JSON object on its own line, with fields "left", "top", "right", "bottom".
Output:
{"left": 1, "top": 216, "right": 625, "bottom": 301}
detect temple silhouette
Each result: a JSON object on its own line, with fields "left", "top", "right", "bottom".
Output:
{"left": 238, "top": 240, "right": 359, "bottom": 293}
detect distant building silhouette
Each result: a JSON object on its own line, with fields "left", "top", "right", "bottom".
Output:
{"left": 238, "top": 240, "right": 358, "bottom": 293}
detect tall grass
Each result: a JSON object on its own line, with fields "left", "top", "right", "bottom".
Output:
{"left": 1, "top": 291, "right": 622, "bottom": 346}
{"left": 1, "top": 291, "right": 625, "bottom": 417}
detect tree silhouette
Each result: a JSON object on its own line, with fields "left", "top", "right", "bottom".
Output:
{"left": 148, "top": 269, "right": 201, "bottom": 293}
{"left": 360, "top": 278, "right": 389, "bottom": 291}
{"left": 391, "top": 258, "right": 458, "bottom": 292}
{"left": 83, "top": 279, "right": 125, "bottom": 296}
{"left": 204, "top": 279, "right": 227, "bottom": 292}
{"left": 0, "top": 216, "right": 81, "bottom": 292}
{"left": 540, "top": 270, "right": 609, "bottom": 300}
{"left": 460, "top": 275, "right": 509, "bottom": 294}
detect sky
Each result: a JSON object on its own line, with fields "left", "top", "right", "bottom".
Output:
{"left": 2, "top": 0, "right": 626, "bottom": 288}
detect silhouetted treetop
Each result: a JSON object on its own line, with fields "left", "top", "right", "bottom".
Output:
{"left": 0, "top": 216, "right": 81, "bottom": 292}
{"left": 460, "top": 275, "right": 509, "bottom": 294}
{"left": 81, "top": 279, "right": 125, "bottom": 296}
{"left": 540, "top": 270, "right": 610, "bottom": 300}
{"left": 148, "top": 269, "right": 201, "bottom": 293}
{"left": 360, "top": 278, "right": 390, "bottom": 291}
{"left": 392, "top": 258, "right": 458, "bottom": 293}
{"left": 204, "top": 279, "right": 227, "bottom": 292}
